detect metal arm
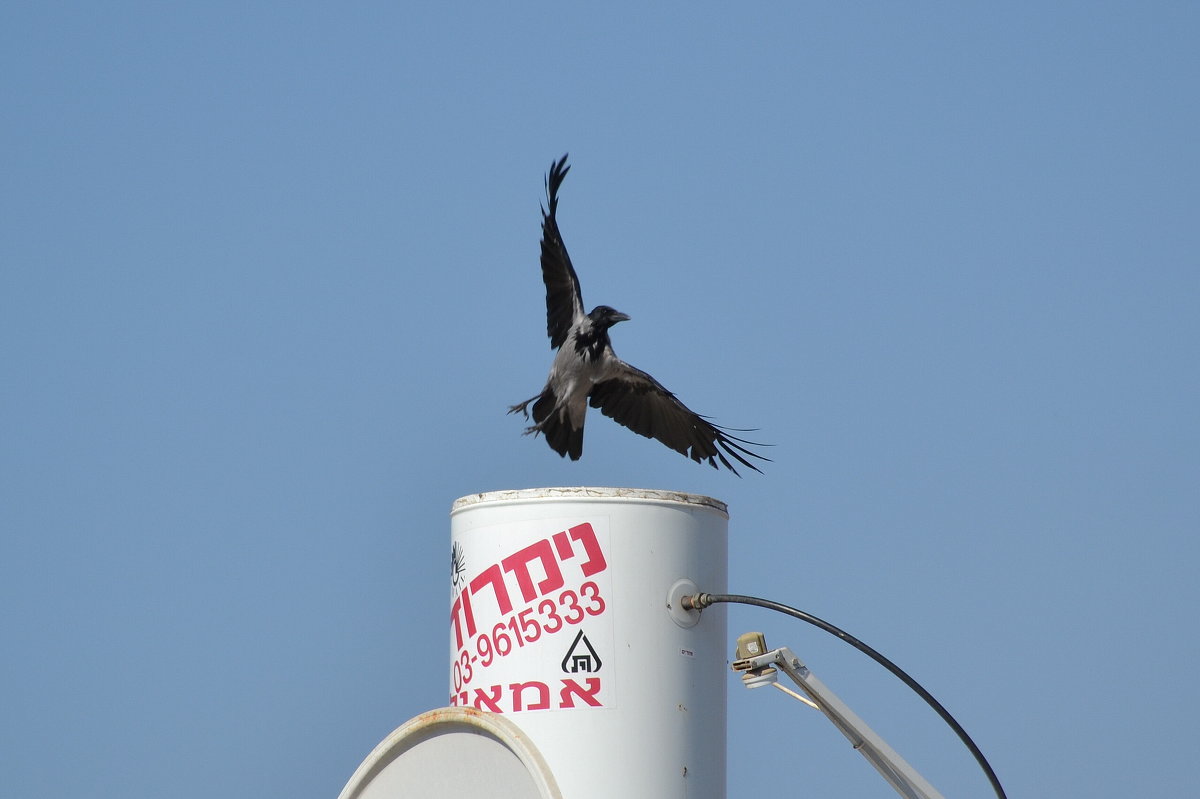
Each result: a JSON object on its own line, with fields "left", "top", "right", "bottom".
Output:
{"left": 732, "top": 645, "right": 945, "bottom": 799}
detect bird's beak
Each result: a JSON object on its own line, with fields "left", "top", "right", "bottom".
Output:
{"left": 612, "top": 311, "right": 631, "bottom": 323}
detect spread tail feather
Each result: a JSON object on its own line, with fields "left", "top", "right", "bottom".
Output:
{"left": 533, "top": 390, "right": 583, "bottom": 460}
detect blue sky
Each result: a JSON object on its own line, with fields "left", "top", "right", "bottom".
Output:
{"left": 2, "top": 2, "right": 1197, "bottom": 796}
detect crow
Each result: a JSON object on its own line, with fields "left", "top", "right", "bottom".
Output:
{"left": 508, "top": 154, "right": 768, "bottom": 475}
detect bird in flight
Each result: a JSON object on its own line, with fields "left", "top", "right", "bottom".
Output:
{"left": 508, "top": 154, "right": 768, "bottom": 475}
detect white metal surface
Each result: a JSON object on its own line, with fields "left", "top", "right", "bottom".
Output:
{"left": 337, "top": 707, "right": 561, "bottom": 799}
{"left": 449, "top": 487, "right": 729, "bottom": 799}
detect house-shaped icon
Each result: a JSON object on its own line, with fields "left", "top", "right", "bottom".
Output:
{"left": 561, "top": 629, "right": 602, "bottom": 673}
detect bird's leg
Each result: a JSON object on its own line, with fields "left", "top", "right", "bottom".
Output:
{"left": 507, "top": 396, "right": 539, "bottom": 420}
{"left": 508, "top": 396, "right": 549, "bottom": 437}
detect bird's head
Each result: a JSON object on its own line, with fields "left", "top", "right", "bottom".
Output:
{"left": 588, "top": 305, "right": 631, "bottom": 329}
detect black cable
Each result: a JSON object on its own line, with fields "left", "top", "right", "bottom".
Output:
{"left": 685, "top": 592, "right": 1007, "bottom": 799}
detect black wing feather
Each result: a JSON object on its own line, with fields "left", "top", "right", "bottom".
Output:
{"left": 540, "top": 154, "right": 585, "bottom": 349}
{"left": 589, "top": 361, "right": 770, "bottom": 476}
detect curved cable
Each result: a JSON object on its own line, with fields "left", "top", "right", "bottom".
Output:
{"left": 686, "top": 592, "right": 1007, "bottom": 799}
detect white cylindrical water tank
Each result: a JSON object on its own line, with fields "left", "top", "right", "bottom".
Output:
{"left": 449, "top": 487, "right": 728, "bottom": 799}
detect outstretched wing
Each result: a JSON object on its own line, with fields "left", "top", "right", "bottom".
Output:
{"left": 540, "top": 154, "right": 586, "bottom": 349}
{"left": 589, "top": 359, "right": 769, "bottom": 476}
